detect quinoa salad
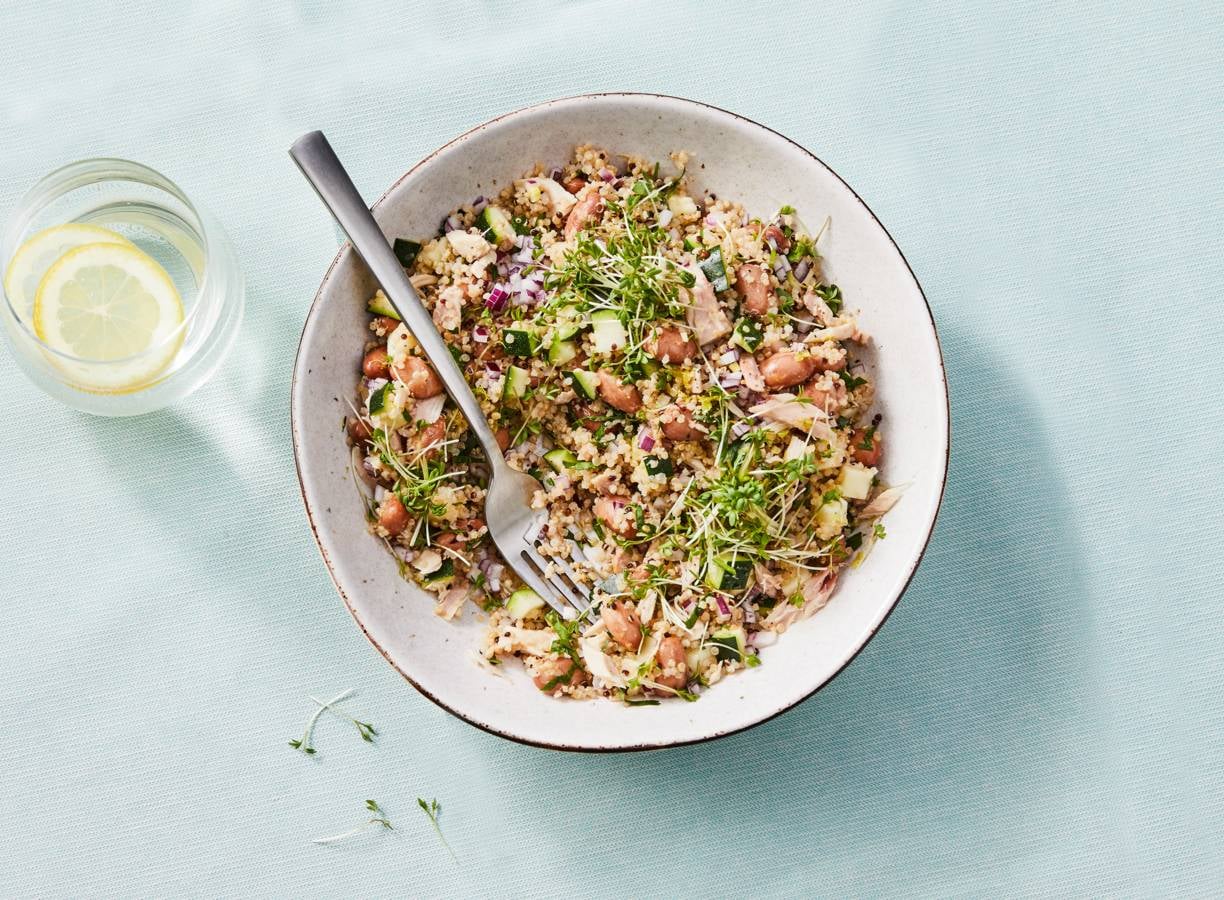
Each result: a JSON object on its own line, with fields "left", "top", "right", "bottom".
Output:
{"left": 346, "top": 145, "right": 901, "bottom": 703}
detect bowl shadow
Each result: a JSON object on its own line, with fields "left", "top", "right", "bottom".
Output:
{"left": 479, "top": 318, "right": 1096, "bottom": 878}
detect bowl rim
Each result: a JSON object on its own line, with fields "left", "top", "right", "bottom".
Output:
{"left": 290, "top": 91, "right": 951, "bottom": 752}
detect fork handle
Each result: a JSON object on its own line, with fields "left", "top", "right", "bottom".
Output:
{"left": 289, "top": 130, "right": 506, "bottom": 470}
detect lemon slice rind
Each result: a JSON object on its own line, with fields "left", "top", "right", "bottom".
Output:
{"left": 3, "top": 224, "right": 134, "bottom": 325}
{"left": 32, "top": 242, "right": 184, "bottom": 393}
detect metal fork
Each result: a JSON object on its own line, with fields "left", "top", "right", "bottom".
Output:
{"left": 290, "top": 131, "right": 590, "bottom": 618}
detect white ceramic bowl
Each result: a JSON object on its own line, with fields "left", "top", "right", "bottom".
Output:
{"left": 291, "top": 94, "right": 949, "bottom": 751}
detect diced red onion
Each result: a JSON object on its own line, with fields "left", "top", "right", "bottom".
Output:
{"left": 486, "top": 562, "right": 504, "bottom": 592}
{"left": 658, "top": 209, "right": 673, "bottom": 228}
{"left": 373, "top": 485, "right": 387, "bottom": 502}
{"left": 473, "top": 325, "right": 489, "bottom": 344}
{"left": 719, "top": 372, "right": 743, "bottom": 388}
{"left": 731, "top": 421, "right": 751, "bottom": 438}
{"left": 715, "top": 595, "right": 731, "bottom": 616}
{"left": 472, "top": 195, "right": 488, "bottom": 213}
{"left": 444, "top": 214, "right": 462, "bottom": 232}
{"left": 599, "top": 167, "right": 615, "bottom": 182}
{"left": 773, "top": 255, "right": 792, "bottom": 279}
{"left": 794, "top": 260, "right": 811, "bottom": 282}
{"left": 794, "top": 315, "right": 815, "bottom": 334}
{"left": 485, "top": 361, "right": 501, "bottom": 374}
{"left": 549, "top": 167, "right": 562, "bottom": 181}
{"left": 717, "top": 349, "right": 739, "bottom": 365}
{"left": 638, "top": 431, "right": 656, "bottom": 451}
{"left": 765, "top": 236, "right": 778, "bottom": 252}
{"left": 744, "top": 606, "right": 758, "bottom": 625}
{"left": 485, "top": 285, "right": 509, "bottom": 310}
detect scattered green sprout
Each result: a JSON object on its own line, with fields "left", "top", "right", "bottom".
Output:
{"left": 540, "top": 170, "right": 694, "bottom": 382}
{"left": 312, "top": 800, "right": 393, "bottom": 845}
{"left": 417, "top": 798, "right": 457, "bottom": 861}
{"left": 288, "top": 689, "right": 376, "bottom": 754}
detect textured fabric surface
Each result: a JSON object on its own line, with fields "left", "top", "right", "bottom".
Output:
{"left": 1, "top": 1, "right": 1221, "bottom": 896}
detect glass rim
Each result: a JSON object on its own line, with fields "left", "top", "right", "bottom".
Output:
{"left": 1, "top": 157, "right": 214, "bottom": 366}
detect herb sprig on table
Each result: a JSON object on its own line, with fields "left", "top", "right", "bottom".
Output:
{"left": 417, "top": 798, "right": 457, "bottom": 861}
{"left": 291, "top": 689, "right": 458, "bottom": 860}
{"left": 311, "top": 800, "right": 393, "bottom": 845}
{"left": 288, "top": 689, "right": 377, "bottom": 754}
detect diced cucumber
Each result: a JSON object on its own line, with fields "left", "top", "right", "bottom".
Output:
{"left": 367, "top": 382, "right": 392, "bottom": 415}
{"left": 386, "top": 323, "right": 418, "bottom": 364}
{"left": 422, "top": 558, "right": 455, "bottom": 585}
{"left": 685, "top": 643, "right": 715, "bottom": 674}
{"left": 553, "top": 306, "right": 585, "bottom": 341}
{"left": 503, "top": 365, "right": 530, "bottom": 399}
{"left": 643, "top": 456, "right": 673, "bottom": 476}
{"left": 392, "top": 239, "right": 421, "bottom": 269}
{"left": 478, "top": 206, "right": 516, "bottom": 246}
{"left": 502, "top": 328, "right": 536, "bottom": 357}
{"left": 817, "top": 496, "right": 849, "bottom": 534}
{"left": 505, "top": 587, "right": 545, "bottom": 619}
{"left": 783, "top": 435, "right": 810, "bottom": 462}
{"left": 699, "top": 247, "right": 729, "bottom": 292}
{"left": 590, "top": 309, "right": 627, "bottom": 354}
{"left": 544, "top": 448, "right": 578, "bottom": 472}
{"left": 710, "top": 626, "right": 747, "bottom": 662}
{"left": 566, "top": 369, "right": 599, "bottom": 400}
{"left": 838, "top": 463, "right": 877, "bottom": 501}
{"left": 548, "top": 336, "right": 578, "bottom": 367}
{"left": 731, "top": 317, "right": 764, "bottom": 352}
{"left": 705, "top": 556, "right": 753, "bottom": 592}
{"left": 367, "top": 290, "right": 401, "bottom": 320}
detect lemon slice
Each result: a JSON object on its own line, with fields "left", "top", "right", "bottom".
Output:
{"left": 33, "top": 242, "right": 184, "bottom": 392}
{"left": 4, "top": 224, "right": 134, "bottom": 324}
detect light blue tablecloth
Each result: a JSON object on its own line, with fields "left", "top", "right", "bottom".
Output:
{"left": 1, "top": 2, "right": 1220, "bottom": 896}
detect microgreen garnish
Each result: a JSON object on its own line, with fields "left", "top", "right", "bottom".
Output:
{"left": 873, "top": 522, "right": 887, "bottom": 540}
{"left": 540, "top": 171, "right": 694, "bottom": 380}
{"left": 839, "top": 370, "right": 867, "bottom": 391}
{"left": 312, "top": 800, "right": 393, "bottom": 844}
{"left": 369, "top": 426, "right": 461, "bottom": 549}
{"left": 417, "top": 798, "right": 457, "bottom": 861}
{"left": 289, "top": 689, "right": 377, "bottom": 754}
{"left": 816, "top": 283, "right": 843, "bottom": 314}
{"left": 545, "top": 610, "right": 583, "bottom": 664}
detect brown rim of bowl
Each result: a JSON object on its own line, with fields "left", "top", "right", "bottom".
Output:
{"left": 289, "top": 92, "right": 951, "bottom": 753}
